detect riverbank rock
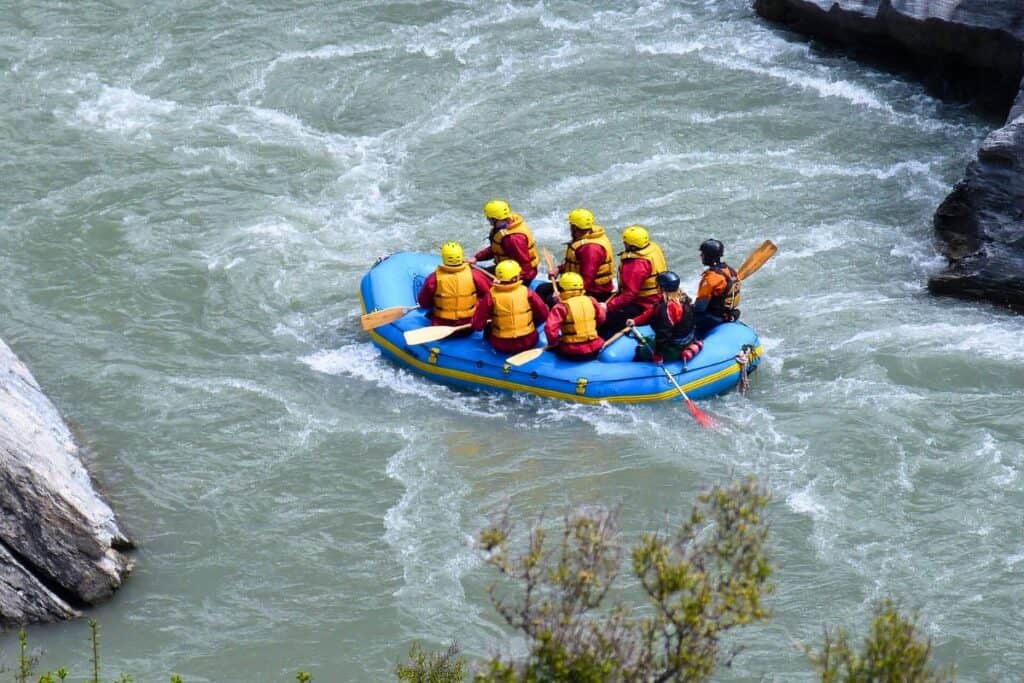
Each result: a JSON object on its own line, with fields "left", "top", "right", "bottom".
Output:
{"left": 753, "top": 0, "right": 1024, "bottom": 313}
{"left": 0, "top": 339, "right": 134, "bottom": 627}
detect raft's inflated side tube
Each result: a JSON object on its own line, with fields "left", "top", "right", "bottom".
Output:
{"left": 359, "top": 252, "right": 762, "bottom": 404}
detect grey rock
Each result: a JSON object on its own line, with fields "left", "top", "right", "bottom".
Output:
{"left": 754, "top": 0, "right": 1024, "bottom": 312}
{"left": 0, "top": 544, "right": 78, "bottom": 626}
{"left": 1, "top": 339, "right": 133, "bottom": 625}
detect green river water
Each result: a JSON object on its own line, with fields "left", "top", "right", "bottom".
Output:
{"left": 1, "top": 1, "right": 1022, "bottom": 680}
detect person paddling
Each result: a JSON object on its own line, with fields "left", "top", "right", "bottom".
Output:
{"left": 631, "top": 271, "right": 702, "bottom": 364}
{"left": 600, "top": 225, "right": 667, "bottom": 338}
{"left": 544, "top": 272, "right": 607, "bottom": 361}
{"left": 416, "top": 241, "right": 493, "bottom": 335}
{"left": 536, "top": 207, "right": 615, "bottom": 306}
{"left": 693, "top": 238, "right": 740, "bottom": 339}
{"left": 469, "top": 200, "right": 540, "bottom": 283}
{"left": 472, "top": 260, "right": 549, "bottom": 355}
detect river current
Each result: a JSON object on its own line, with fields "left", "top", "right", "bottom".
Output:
{"left": 1, "top": 1, "right": 1022, "bottom": 680}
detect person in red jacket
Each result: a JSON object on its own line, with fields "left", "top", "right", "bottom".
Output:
{"left": 536, "top": 207, "right": 616, "bottom": 306}
{"left": 544, "top": 272, "right": 607, "bottom": 361}
{"left": 416, "top": 242, "right": 493, "bottom": 334}
{"left": 472, "top": 260, "right": 549, "bottom": 355}
{"left": 600, "top": 225, "right": 668, "bottom": 338}
{"left": 468, "top": 199, "right": 540, "bottom": 283}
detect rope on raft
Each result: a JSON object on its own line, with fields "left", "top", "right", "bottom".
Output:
{"left": 735, "top": 344, "right": 753, "bottom": 395}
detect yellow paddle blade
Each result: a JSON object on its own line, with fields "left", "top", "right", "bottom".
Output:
{"left": 737, "top": 240, "right": 777, "bottom": 281}
{"left": 360, "top": 306, "right": 416, "bottom": 331}
{"left": 403, "top": 323, "right": 471, "bottom": 345}
{"left": 505, "top": 347, "right": 547, "bottom": 367}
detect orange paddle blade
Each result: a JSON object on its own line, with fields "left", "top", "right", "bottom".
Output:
{"left": 737, "top": 240, "right": 777, "bottom": 281}
{"left": 542, "top": 248, "right": 557, "bottom": 277}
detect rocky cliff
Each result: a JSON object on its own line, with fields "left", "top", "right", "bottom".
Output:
{"left": 0, "top": 339, "right": 133, "bottom": 626}
{"left": 754, "top": 0, "right": 1024, "bottom": 312}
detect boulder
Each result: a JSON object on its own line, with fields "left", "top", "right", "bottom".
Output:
{"left": 0, "top": 339, "right": 133, "bottom": 627}
{"left": 754, "top": 0, "right": 1024, "bottom": 312}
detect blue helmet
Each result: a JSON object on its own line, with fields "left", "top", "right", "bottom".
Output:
{"left": 656, "top": 271, "right": 681, "bottom": 292}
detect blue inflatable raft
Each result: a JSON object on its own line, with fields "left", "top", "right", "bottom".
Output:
{"left": 359, "top": 252, "right": 762, "bottom": 404}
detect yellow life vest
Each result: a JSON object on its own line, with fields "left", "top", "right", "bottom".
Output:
{"left": 490, "top": 282, "right": 535, "bottom": 339}
{"left": 560, "top": 294, "right": 599, "bottom": 344}
{"left": 618, "top": 241, "right": 668, "bottom": 298}
{"left": 433, "top": 264, "right": 477, "bottom": 321}
{"left": 562, "top": 225, "right": 614, "bottom": 286}
{"left": 490, "top": 214, "right": 540, "bottom": 270}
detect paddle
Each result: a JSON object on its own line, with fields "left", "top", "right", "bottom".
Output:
{"left": 505, "top": 325, "right": 632, "bottom": 367}
{"left": 472, "top": 264, "right": 497, "bottom": 280}
{"left": 403, "top": 323, "right": 472, "bottom": 346}
{"left": 737, "top": 240, "right": 777, "bottom": 281}
{"left": 541, "top": 247, "right": 561, "bottom": 302}
{"left": 505, "top": 345, "right": 554, "bottom": 367}
{"left": 542, "top": 247, "right": 557, "bottom": 278}
{"left": 360, "top": 306, "right": 419, "bottom": 331}
{"left": 628, "top": 327, "right": 716, "bottom": 428}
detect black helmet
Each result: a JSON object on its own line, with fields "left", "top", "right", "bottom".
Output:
{"left": 656, "top": 271, "right": 681, "bottom": 292}
{"left": 699, "top": 238, "right": 724, "bottom": 265}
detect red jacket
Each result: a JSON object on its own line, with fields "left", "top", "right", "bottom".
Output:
{"left": 471, "top": 287, "right": 549, "bottom": 354}
{"left": 606, "top": 258, "right": 659, "bottom": 323}
{"left": 475, "top": 234, "right": 538, "bottom": 282}
{"left": 563, "top": 242, "right": 614, "bottom": 297}
{"left": 544, "top": 297, "right": 607, "bottom": 356}
{"left": 416, "top": 268, "right": 493, "bottom": 325}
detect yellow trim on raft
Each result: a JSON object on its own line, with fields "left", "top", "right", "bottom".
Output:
{"left": 359, "top": 292, "right": 761, "bottom": 403}
{"left": 366, "top": 327, "right": 762, "bottom": 405}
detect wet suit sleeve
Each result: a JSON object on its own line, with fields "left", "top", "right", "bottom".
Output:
{"left": 528, "top": 289, "right": 550, "bottom": 325}
{"left": 472, "top": 292, "right": 492, "bottom": 331}
{"left": 694, "top": 271, "right": 721, "bottom": 312}
{"left": 607, "top": 259, "right": 650, "bottom": 311}
{"left": 593, "top": 297, "right": 607, "bottom": 327}
{"left": 471, "top": 269, "right": 493, "bottom": 296}
{"left": 576, "top": 243, "right": 604, "bottom": 293}
{"left": 500, "top": 233, "right": 535, "bottom": 279}
{"left": 417, "top": 273, "right": 438, "bottom": 310}
{"left": 544, "top": 303, "right": 567, "bottom": 346}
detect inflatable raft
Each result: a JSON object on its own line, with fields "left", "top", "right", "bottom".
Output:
{"left": 359, "top": 252, "right": 762, "bottom": 404}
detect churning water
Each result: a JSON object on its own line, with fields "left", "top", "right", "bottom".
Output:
{"left": 1, "top": 1, "right": 1021, "bottom": 680}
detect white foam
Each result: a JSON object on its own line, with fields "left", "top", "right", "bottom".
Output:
{"left": 786, "top": 484, "right": 829, "bottom": 520}
{"left": 383, "top": 439, "right": 481, "bottom": 627}
{"left": 72, "top": 84, "right": 178, "bottom": 138}
{"left": 700, "top": 53, "right": 893, "bottom": 112}
{"left": 300, "top": 345, "right": 502, "bottom": 419}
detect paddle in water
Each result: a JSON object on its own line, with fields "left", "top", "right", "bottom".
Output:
{"left": 628, "top": 327, "right": 716, "bottom": 428}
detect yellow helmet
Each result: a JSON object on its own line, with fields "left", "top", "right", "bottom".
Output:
{"left": 558, "top": 271, "right": 584, "bottom": 293}
{"left": 483, "top": 200, "right": 511, "bottom": 221}
{"left": 494, "top": 259, "right": 522, "bottom": 282}
{"left": 440, "top": 241, "right": 464, "bottom": 266}
{"left": 568, "top": 208, "right": 594, "bottom": 231}
{"left": 622, "top": 225, "right": 650, "bottom": 249}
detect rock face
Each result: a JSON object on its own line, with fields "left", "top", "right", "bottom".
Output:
{"left": 0, "top": 339, "right": 134, "bottom": 626}
{"left": 754, "top": 0, "right": 1024, "bottom": 312}
{"left": 929, "top": 87, "right": 1024, "bottom": 311}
